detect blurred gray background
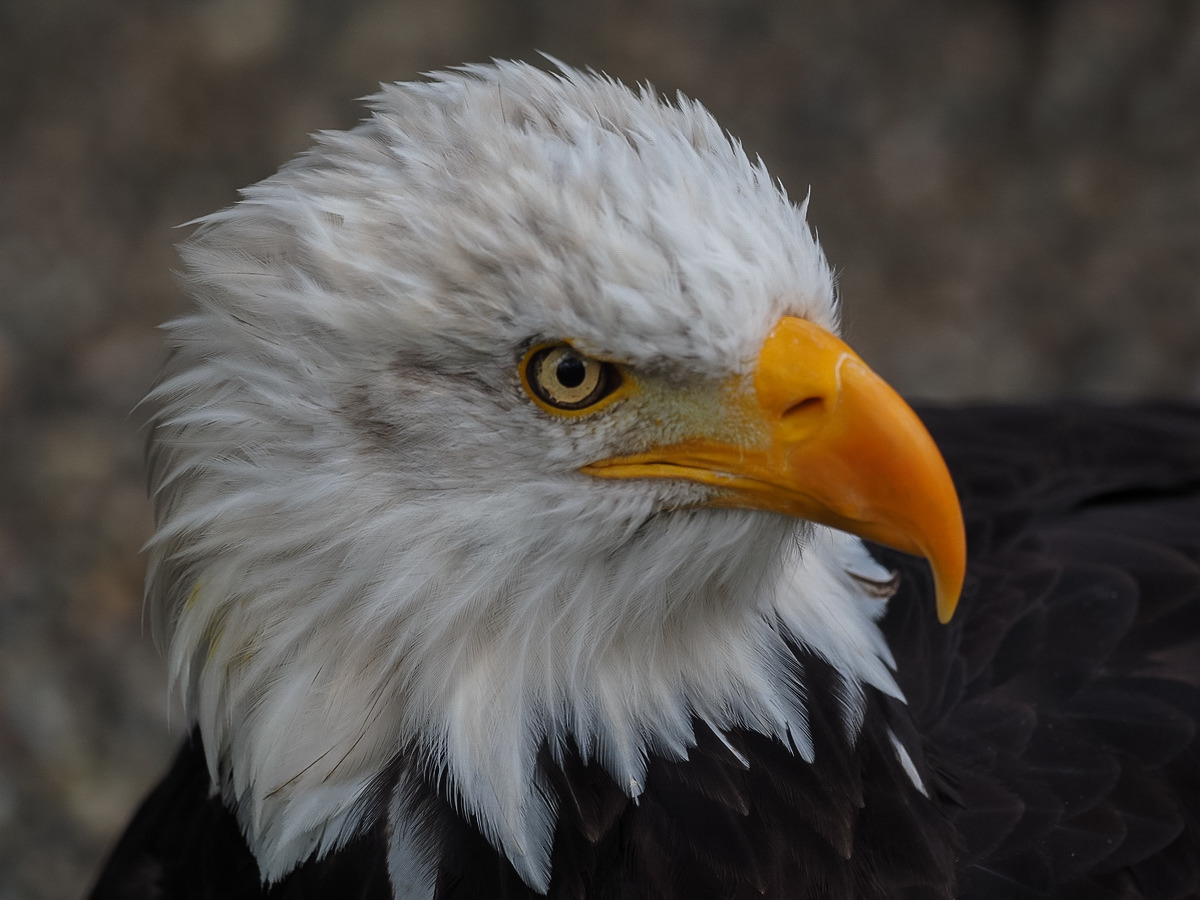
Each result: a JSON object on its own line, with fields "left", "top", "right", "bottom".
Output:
{"left": 2, "top": 0, "right": 1199, "bottom": 896}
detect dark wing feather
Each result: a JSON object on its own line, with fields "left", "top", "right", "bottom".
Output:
{"left": 881, "top": 404, "right": 1200, "bottom": 900}
{"left": 88, "top": 733, "right": 264, "bottom": 899}
{"left": 88, "top": 733, "right": 394, "bottom": 899}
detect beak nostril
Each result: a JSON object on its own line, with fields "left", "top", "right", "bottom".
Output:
{"left": 782, "top": 395, "right": 826, "bottom": 421}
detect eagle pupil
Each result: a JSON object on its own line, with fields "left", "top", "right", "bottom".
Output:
{"left": 556, "top": 355, "right": 586, "bottom": 388}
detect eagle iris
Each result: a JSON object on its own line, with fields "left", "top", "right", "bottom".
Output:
{"left": 522, "top": 344, "right": 624, "bottom": 413}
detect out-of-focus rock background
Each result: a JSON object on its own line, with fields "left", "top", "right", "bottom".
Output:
{"left": 1, "top": 0, "right": 1198, "bottom": 895}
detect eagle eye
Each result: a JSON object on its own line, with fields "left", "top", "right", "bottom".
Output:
{"left": 521, "top": 344, "right": 623, "bottom": 414}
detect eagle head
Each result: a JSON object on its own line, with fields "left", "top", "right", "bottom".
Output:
{"left": 144, "top": 61, "right": 964, "bottom": 890}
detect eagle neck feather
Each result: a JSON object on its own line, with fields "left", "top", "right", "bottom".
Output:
{"left": 151, "top": 452, "right": 902, "bottom": 889}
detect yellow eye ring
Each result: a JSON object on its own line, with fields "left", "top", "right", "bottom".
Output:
{"left": 519, "top": 343, "right": 628, "bottom": 416}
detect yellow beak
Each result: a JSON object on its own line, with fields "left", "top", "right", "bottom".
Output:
{"left": 581, "top": 316, "right": 966, "bottom": 622}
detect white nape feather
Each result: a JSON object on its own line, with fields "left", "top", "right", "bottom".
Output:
{"left": 144, "top": 61, "right": 900, "bottom": 891}
{"left": 888, "top": 728, "right": 930, "bottom": 799}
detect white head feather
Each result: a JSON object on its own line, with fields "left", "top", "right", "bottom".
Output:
{"left": 145, "top": 61, "right": 902, "bottom": 890}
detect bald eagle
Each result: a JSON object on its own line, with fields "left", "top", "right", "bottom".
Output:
{"left": 91, "top": 62, "right": 1200, "bottom": 899}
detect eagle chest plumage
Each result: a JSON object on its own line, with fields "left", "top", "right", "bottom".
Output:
{"left": 90, "top": 62, "right": 1200, "bottom": 900}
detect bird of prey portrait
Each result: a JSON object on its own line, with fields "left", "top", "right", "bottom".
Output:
{"left": 90, "top": 62, "right": 1200, "bottom": 899}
